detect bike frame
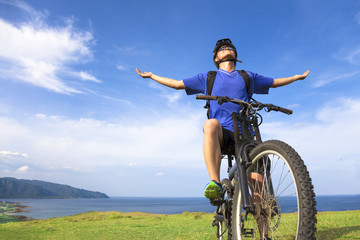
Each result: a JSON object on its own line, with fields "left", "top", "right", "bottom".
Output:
{"left": 228, "top": 103, "right": 278, "bottom": 215}
{"left": 229, "top": 105, "right": 257, "bottom": 213}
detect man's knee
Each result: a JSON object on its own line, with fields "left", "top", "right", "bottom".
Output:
{"left": 203, "top": 119, "right": 222, "bottom": 136}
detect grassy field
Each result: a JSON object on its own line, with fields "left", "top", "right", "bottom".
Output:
{"left": 0, "top": 210, "right": 359, "bottom": 239}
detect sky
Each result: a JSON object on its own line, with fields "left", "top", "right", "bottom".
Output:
{"left": 0, "top": 0, "right": 360, "bottom": 197}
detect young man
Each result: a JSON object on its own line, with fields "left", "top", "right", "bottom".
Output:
{"left": 136, "top": 38, "right": 309, "bottom": 199}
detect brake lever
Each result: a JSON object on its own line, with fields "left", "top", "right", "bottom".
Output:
{"left": 218, "top": 96, "right": 231, "bottom": 105}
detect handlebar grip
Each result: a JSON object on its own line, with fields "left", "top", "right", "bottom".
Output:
{"left": 277, "top": 106, "right": 293, "bottom": 115}
{"left": 267, "top": 104, "right": 293, "bottom": 115}
{"left": 196, "top": 95, "right": 217, "bottom": 100}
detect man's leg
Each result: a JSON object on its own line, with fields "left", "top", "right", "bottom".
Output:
{"left": 203, "top": 119, "right": 224, "bottom": 198}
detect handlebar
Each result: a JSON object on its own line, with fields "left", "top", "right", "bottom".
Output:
{"left": 196, "top": 95, "right": 293, "bottom": 115}
{"left": 266, "top": 104, "right": 293, "bottom": 115}
{"left": 196, "top": 95, "right": 218, "bottom": 101}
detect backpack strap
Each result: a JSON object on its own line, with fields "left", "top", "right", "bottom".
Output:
{"left": 238, "top": 70, "right": 250, "bottom": 95}
{"left": 206, "top": 71, "right": 217, "bottom": 96}
{"left": 204, "top": 70, "right": 252, "bottom": 118}
{"left": 204, "top": 71, "right": 217, "bottom": 118}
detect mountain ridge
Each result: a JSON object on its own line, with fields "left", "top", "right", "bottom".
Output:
{"left": 0, "top": 177, "right": 109, "bottom": 199}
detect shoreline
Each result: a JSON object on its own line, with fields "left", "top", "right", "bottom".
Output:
{"left": 1, "top": 196, "right": 360, "bottom": 222}
{"left": 0, "top": 201, "right": 33, "bottom": 222}
{"left": 1, "top": 198, "right": 360, "bottom": 224}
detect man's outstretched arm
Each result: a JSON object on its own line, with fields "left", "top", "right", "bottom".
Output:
{"left": 272, "top": 70, "right": 310, "bottom": 88}
{"left": 136, "top": 69, "right": 185, "bottom": 90}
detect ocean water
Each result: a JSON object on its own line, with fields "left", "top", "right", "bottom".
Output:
{"left": 1, "top": 195, "right": 359, "bottom": 220}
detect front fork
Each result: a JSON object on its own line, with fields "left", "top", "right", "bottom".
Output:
{"left": 231, "top": 112, "right": 255, "bottom": 213}
{"left": 231, "top": 111, "right": 275, "bottom": 211}
{"left": 231, "top": 111, "right": 278, "bottom": 239}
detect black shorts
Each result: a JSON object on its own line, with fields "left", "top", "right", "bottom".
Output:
{"left": 222, "top": 128, "right": 235, "bottom": 154}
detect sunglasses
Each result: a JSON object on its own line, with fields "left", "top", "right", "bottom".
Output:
{"left": 218, "top": 46, "right": 234, "bottom": 52}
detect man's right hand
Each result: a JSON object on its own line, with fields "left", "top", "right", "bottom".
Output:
{"left": 136, "top": 69, "right": 153, "bottom": 79}
{"left": 135, "top": 69, "right": 185, "bottom": 90}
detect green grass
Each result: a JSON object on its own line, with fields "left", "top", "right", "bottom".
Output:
{"left": 316, "top": 211, "right": 360, "bottom": 239}
{"left": 0, "top": 210, "right": 359, "bottom": 239}
{"left": 0, "top": 214, "right": 20, "bottom": 224}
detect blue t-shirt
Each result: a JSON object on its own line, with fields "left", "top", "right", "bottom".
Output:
{"left": 183, "top": 69, "right": 274, "bottom": 133}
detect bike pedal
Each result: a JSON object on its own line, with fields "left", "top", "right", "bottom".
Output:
{"left": 209, "top": 198, "right": 224, "bottom": 206}
{"left": 212, "top": 219, "right": 217, "bottom": 227}
{"left": 242, "top": 228, "right": 254, "bottom": 237}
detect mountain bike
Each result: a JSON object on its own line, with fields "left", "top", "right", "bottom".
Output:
{"left": 196, "top": 95, "right": 317, "bottom": 240}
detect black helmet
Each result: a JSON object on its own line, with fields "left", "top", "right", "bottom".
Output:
{"left": 213, "top": 38, "right": 242, "bottom": 69}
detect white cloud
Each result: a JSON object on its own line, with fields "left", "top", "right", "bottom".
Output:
{"left": 72, "top": 71, "right": 101, "bottom": 83}
{"left": 262, "top": 97, "right": 360, "bottom": 162}
{"left": 162, "top": 91, "right": 183, "bottom": 103}
{"left": 311, "top": 71, "right": 359, "bottom": 88}
{"left": 1, "top": 97, "right": 359, "bottom": 195}
{"left": 116, "top": 64, "right": 127, "bottom": 71}
{"left": 260, "top": 97, "right": 360, "bottom": 195}
{"left": 345, "top": 48, "right": 360, "bottom": 65}
{"left": 0, "top": 109, "right": 204, "bottom": 172}
{"left": 334, "top": 46, "right": 360, "bottom": 66}
{"left": 84, "top": 89, "right": 133, "bottom": 105}
{"left": 35, "top": 113, "right": 46, "bottom": 119}
{"left": 115, "top": 45, "right": 150, "bottom": 57}
{"left": 0, "top": 2, "right": 96, "bottom": 94}
{"left": 116, "top": 46, "right": 140, "bottom": 55}
{"left": 333, "top": 46, "right": 360, "bottom": 66}
{"left": 0, "top": 0, "right": 45, "bottom": 23}
{"left": 148, "top": 82, "right": 184, "bottom": 104}
{"left": 355, "top": 12, "right": 360, "bottom": 25}
{"left": 16, "top": 165, "right": 30, "bottom": 173}
{"left": 287, "top": 103, "right": 300, "bottom": 108}
{"left": 155, "top": 172, "right": 165, "bottom": 176}
{"left": 0, "top": 150, "right": 28, "bottom": 158}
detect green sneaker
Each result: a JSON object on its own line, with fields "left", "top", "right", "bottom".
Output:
{"left": 204, "top": 180, "right": 223, "bottom": 199}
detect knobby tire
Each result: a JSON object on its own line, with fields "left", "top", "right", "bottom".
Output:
{"left": 230, "top": 140, "right": 317, "bottom": 240}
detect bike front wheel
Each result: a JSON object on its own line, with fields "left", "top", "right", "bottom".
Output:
{"left": 231, "top": 140, "right": 317, "bottom": 240}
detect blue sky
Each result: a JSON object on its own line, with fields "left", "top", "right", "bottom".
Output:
{"left": 0, "top": 0, "right": 359, "bottom": 197}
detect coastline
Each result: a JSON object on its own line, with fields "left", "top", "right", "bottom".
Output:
{"left": 0, "top": 201, "right": 33, "bottom": 223}
{"left": 1, "top": 195, "right": 359, "bottom": 222}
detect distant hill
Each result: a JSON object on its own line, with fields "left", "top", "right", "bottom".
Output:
{"left": 0, "top": 177, "right": 109, "bottom": 199}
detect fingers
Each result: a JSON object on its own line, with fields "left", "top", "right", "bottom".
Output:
{"left": 136, "top": 68, "right": 147, "bottom": 77}
{"left": 135, "top": 69, "right": 152, "bottom": 78}
{"left": 297, "top": 70, "right": 310, "bottom": 80}
{"left": 136, "top": 69, "right": 143, "bottom": 75}
{"left": 303, "top": 70, "right": 310, "bottom": 78}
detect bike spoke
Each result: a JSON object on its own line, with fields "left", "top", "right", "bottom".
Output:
{"left": 277, "top": 181, "right": 295, "bottom": 197}
{"left": 229, "top": 141, "right": 316, "bottom": 239}
{"left": 277, "top": 192, "right": 297, "bottom": 199}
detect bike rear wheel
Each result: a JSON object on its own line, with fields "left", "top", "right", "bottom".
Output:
{"left": 231, "top": 140, "right": 317, "bottom": 240}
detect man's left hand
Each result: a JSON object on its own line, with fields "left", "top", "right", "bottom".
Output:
{"left": 296, "top": 70, "right": 310, "bottom": 80}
